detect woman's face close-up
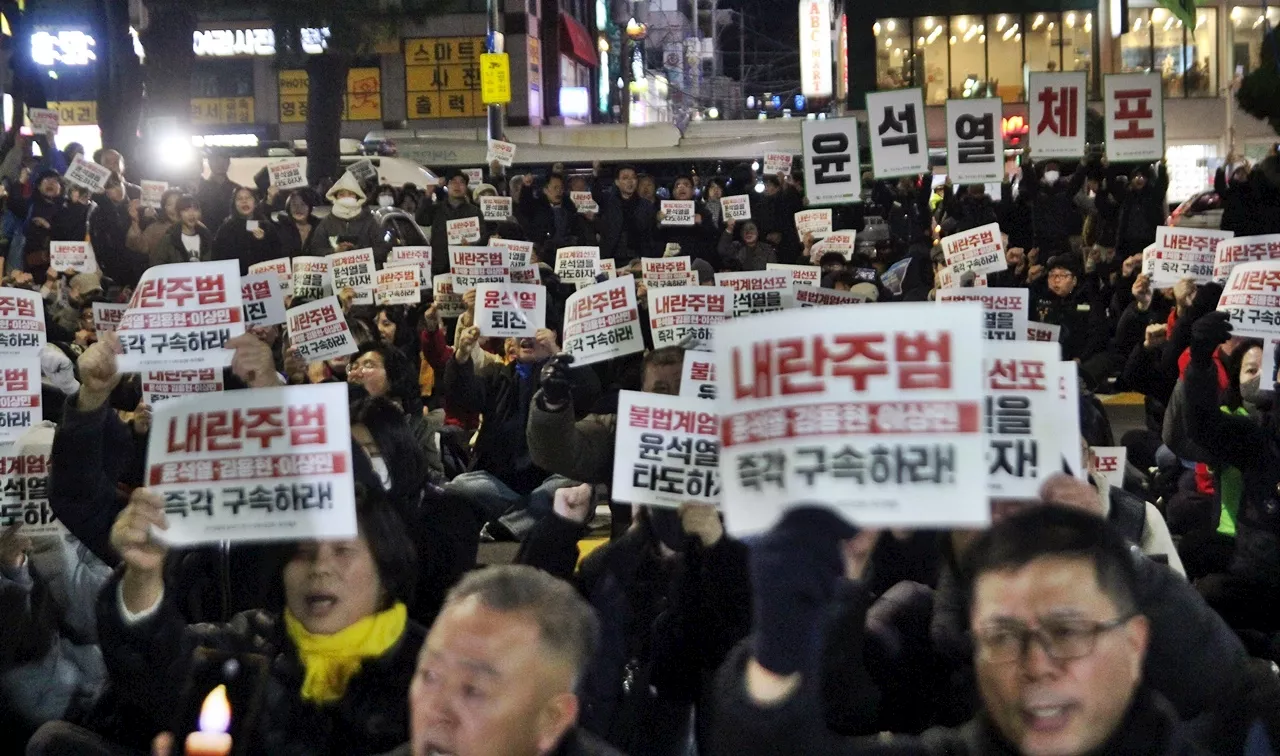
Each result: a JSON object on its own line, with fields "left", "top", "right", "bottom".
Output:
{"left": 283, "top": 534, "right": 383, "bottom": 635}
{"left": 235, "top": 190, "right": 257, "bottom": 216}
{"left": 349, "top": 351, "right": 390, "bottom": 398}
{"left": 376, "top": 311, "right": 398, "bottom": 344}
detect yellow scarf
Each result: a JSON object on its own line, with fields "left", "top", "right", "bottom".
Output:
{"left": 284, "top": 602, "right": 408, "bottom": 704}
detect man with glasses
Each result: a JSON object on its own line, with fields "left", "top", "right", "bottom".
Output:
{"left": 712, "top": 505, "right": 1266, "bottom": 755}
{"left": 1032, "top": 253, "right": 1107, "bottom": 364}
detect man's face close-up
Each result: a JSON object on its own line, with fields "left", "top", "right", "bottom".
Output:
{"left": 616, "top": 170, "right": 637, "bottom": 197}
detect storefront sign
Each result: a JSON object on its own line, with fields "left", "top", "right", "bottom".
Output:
{"left": 193, "top": 27, "right": 329, "bottom": 57}
{"left": 405, "top": 36, "right": 486, "bottom": 120}
{"left": 799, "top": 1, "right": 833, "bottom": 98}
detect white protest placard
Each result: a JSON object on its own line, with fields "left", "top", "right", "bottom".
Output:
{"left": 1212, "top": 234, "right": 1280, "bottom": 282}
{"left": 64, "top": 155, "right": 111, "bottom": 193}
{"left": 386, "top": 246, "right": 433, "bottom": 287}
{"left": 0, "top": 432, "right": 60, "bottom": 537}
{"left": 463, "top": 168, "right": 485, "bottom": 186}
{"left": 29, "top": 107, "right": 59, "bottom": 135}
{"left": 1091, "top": 446, "right": 1127, "bottom": 491}
{"left": 795, "top": 286, "right": 866, "bottom": 307}
{"left": 287, "top": 296, "right": 358, "bottom": 364}
{"left": 142, "top": 368, "right": 225, "bottom": 406}
{"left": 643, "top": 257, "right": 690, "bottom": 278}
{"left": 713, "top": 302, "right": 989, "bottom": 535}
{"left": 1217, "top": 261, "right": 1280, "bottom": 338}
{"left": 433, "top": 274, "right": 467, "bottom": 319}
{"left": 1144, "top": 226, "right": 1234, "bottom": 285}
{"left": 866, "top": 88, "right": 930, "bottom": 179}
{"left": 647, "top": 270, "right": 700, "bottom": 288}
{"left": 681, "top": 351, "right": 717, "bottom": 400}
{"left": 0, "top": 288, "right": 46, "bottom": 356}
{"left": 945, "top": 98, "right": 1004, "bottom": 185}
{"left": 117, "top": 261, "right": 244, "bottom": 372}
{"left": 942, "top": 222, "right": 1007, "bottom": 279}
{"left": 802, "top": 117, "right": 860, "bottom": 206}
{"left": 0, "top": 353, "right": 41, "bottom": 446}
{"left": 50, "top": 241, "right": 97, "bottom": 273}
{"left": 599, "top": 259, "right": 617, "bottom": 278}
{"left": 241, "top": 273, "right": 288, "bottom": 328}
{"left": 375, "top": 266, "right": 422, "bottom": 306}
{"left": 1104, "top": 72, "right": 1165, "bottom": 163}
{"left": 328, "top": 247, "right": 377, "bottom": 294}
{"left": 291, "top": 257, "right": 332, "bottom": 301}
{"left": 475, "top": 282, "right": 546, "bottom": 338}
{"left": 490, "top": 238, "right": 533, "bottom": 268}
{"left": 446, "top": 216, "right": 482, "bottom": 245}
{"left": 570, "top": 191, "right": 598, "bottom": 214}
{"left": 1058, "top": 362, "right": 1085, "bottom": 480}
{"left": 145, "top": 383, "right": 357, "bottom": 546}
{"left": 720, "top": 195, "right": 751, "bottom": 221}
{"left": 648, "top": 286, "right": 732, "bottom": 351}
{"left": 249, "top": 257, "right": 293, "bottom": 293}
{"left": 511, "top": 264, "right": 542, "bottom": 285}
{"left": 140, "top": 180, "right": 169, "bottom": 209}
{"left": 767, "top": 263, "right": 821, "bottom": 289}
{"left": 715, "top": 270, "right": 794, "bottom": 316}
{"left": 811, "top": 230, "right": 856, "bottom": 261}
{"left": 1028, "top": 72, "right": 1088, "bottom": 160}
{"left": 1027, "top": 322, "right": 1062, "bottom": 343}
{"left": 486, "top": 139, "right": 517, "bottom": 167}
{"left": 795, "top": 209, "right": 832, "bottom": 238}
{"left": 269, "top": 159, "right": 308, "bottom": 190}
{"left": 554, "top": 245, "right": 602, "bottom": 282}
{"left": 938, "top": 288, "right": 1029, "bottom": 341}
{"left": 347, "top": 159, "right": 377, "bottom": 184}
{"left": 92, "top": 302, "right": 126, "bottom": 333}
{"left": 611, "top": 390, "right": 721, "bottom": 508}
{"left": 763, "top": 152, "right": 793, "bottom": 176}
{"left": 562, "top": 277, "right": 645, "bottom": 367}
{"left": 984, "top": 342, "right": 1063, "bottom": 497}
{"left": 481, "top": 196, "right": 514, "bottom": 221}
{"left": 450, "top": 247, "right": 510, "bottom": 291}
{"left": 660, "top": 200, "right": 696, "bottom": 227}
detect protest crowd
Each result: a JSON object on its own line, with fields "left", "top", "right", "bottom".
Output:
{"left": 3, "top": 98, "right": 1280, "bottom": 756}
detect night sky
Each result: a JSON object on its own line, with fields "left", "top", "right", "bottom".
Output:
{"left": 720, "top": 0, "right": 801, "bottom": 89}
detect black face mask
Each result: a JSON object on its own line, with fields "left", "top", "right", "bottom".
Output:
{"left": 647, "top": 508, "right": 686, "bottom": 552}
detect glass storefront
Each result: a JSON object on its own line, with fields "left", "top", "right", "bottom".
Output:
{"left": 1119, "top": 7, "right": 1219, "bottom": 97}
{"left": 1229, "top": 6, "right": 1280, "bottom": 76}
{"left": 874, "top": 12, "right": 1096, "bottom": 103}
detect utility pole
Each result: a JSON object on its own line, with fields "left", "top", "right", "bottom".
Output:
{"left": 486, "top": 0, "right": 506, "bottom": 146}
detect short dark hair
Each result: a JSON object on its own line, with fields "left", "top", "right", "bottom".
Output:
{"left": 819, "top": 252, "right": 848, "bottom": 268}
{"left": 176, "top": 194, "right": 200, "bottom": 213}
{"left": 961, "top": 505, "right": 1141, "bottom": 618}
{"left": 643, "top": 346, "right": 685, "bottom": 374}
{"left": 444, "top": 565, "right": 599, "bottom": 686}
{"left": 354, "top": 487, "right": 418, "bottom": 609}
{"left": 673, "top": 174, "right": 694, "bottom": 187}
{"left": 545, "top": 172, "right": 566, "bottom": 187}
{"left": 615, "top": 165, "right": 637, "bottom": 178}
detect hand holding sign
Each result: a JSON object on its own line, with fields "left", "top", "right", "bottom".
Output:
{"left": 228, "top": 333, "right": 282, "bottom": 389}
{"left": 77, "top": 333, "right": 123, "bottom": 410}
{"left": 111, "top": 488, "right": 169, "bottom": 591}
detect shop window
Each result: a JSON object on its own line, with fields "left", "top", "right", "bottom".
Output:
{"left": 1025, "top": 13, "right": 1062, "bottom": 73}
{"left": 1230, "top": 6, "right": 1280, "bottom": 76}
{"left": 1151, "top": 6, "right": 1187, "bottom": 96}
{"left": 1121, "top": 9, "right": 1155, "bottom": 73}
{"left": 1187, "top": 9, "right": 1217, "bottom": 96}
{"left": 988, "top": 13, "right": 1025, "bottom": 102}
{"left": 191, "top": 60, "right": 254, "bottom": 98}
{"left": 949, "top": 15, "right": 986, "bottom": 98}
{"left": 1061, "top": 11, "right": 1095, "bottom": 84}
{"left": 874, "top": 18, "right": 912, "bottom": 90}
{"left": 914, "top": 16, "right": 949, "bottom": 104}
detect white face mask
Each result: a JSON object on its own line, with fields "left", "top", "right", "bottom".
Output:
{"left": 332, "top": 195, "right": 362, "bottom": 219}
{"left": 377, "top": 195, "right": 395, "bottom": 207}
{"left": 369, "top": 455, "right": 391, "bottom": 490}
{"left": 1043, "top": 171, "right": 1061, "bottom": 184}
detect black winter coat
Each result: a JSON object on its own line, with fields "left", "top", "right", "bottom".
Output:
{"left": 213, "top": 212, "right": 281, "bottom": 275}
{"left": 515, "top": 192, "right": 595, "bottom": 259}
{"left": 1114, "top": 165, "right": 1169, "bottom": 255}
{"left": 96, "top": 572, "right": 425, "bottom": 756}
{"left": 1030, "top": 281, "right": 1108, "bottom": 362}
{"left": 594, "top": 187, "right": 656, "bottom": 262}
{"left": 89, "top": 199, "right": 148, "bottom": 288}
{"left": 1022, "top": 161, "right": 1088, "bottom": 256}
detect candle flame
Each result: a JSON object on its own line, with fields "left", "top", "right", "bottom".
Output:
{"left": 198, "top": 685, "right": 232, "bottom": 734}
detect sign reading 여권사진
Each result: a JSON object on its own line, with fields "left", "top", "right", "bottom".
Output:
{"left": 611, "top": 389, "right": 721, "bottom": 508}
{"left": 1217, "top": 260, "right": 1280, "bottom": 338}
{"left": 1104, "top": 72, "right": 1165, "bottom": 163}
{"left": 983, "top": 341, "right": 1064, "bottom": 498}
{"left": 241, "top": 273, "right": 287, "bottom": 328}
{"left": 802, "top": 117, "right": 860, "bottom": 206}
{"left": 941, "top": 222, "right": 1007, "bottom": 280}
{"left": 475, "top": 281, "right": 546, "bottom": 339}
{"left": 680, "top": 351, "right": 717, "bottom": 400}
{"left": 116, "top": 261, "right": 244, "bottom": 372}
{"left": 866, "top": 88, "right": 929, "bottom": 179}
{"left": 1212, "top": 234, "right": 1280, "bottom": 282}
{"left": 450, "top": 247, "right": 510, "bottom": 291}
{"left": 713, "top": 302, "right": 989, "bottom": 536}
{"left": 291, "top": 256, "right": 332, "bottom": 301}
{"left": 0, "top": 288, "right": 47, "bottom": 356}
{"left": 141, "top": 368, "right": 225, "bottom": 407}
{"left": 647, "top": 286, "right": 733, "bottom": 352}
{"left": 562, "top": 276, "right": 645, "bottom": 367}
{"left": 938, "top": 288, "right": 1029, "bottom": 341}
{"left": 714, "top": 270, "right": 795, "bottom": 316}
{"left": 286, "top": 296, "right": 358, "bottom": 365}
{"left": 0, "top": 353, "right": 42, "bottom": 447}
{"left": 1144, "top": 226, "right": 1234, "bottom": 286}
{"left": 145, "top": 383, "right": 358, "bottom": 547}
{"left": 375, "top": 266, "right": 422, "bottom": 306}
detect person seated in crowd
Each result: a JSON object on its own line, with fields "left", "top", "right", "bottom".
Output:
{"left": 349, "top": 344, "right": 446, "bottom": 486}
{"left": 718, "top": 219, "right": 776, "bottom": 271}
{"left": 152, "top": 195, "right": 213, "bottom": 267}
{"left": 428, "top": 170, "right": 487, "bottom": 277}
{"left": 275, "top": 190, "right": 323, "bottom": 258}
{"left": 1031, "top": 254, "right": 1108, "bottom": 365}
{"left": 27, "top": 487, "right": 423, "bottom": 756}
{"left": 212, "top": 186, "right": 280, "bottom": 275}
{"left": 315, "top": 172, "right": 381, "bottom": 255}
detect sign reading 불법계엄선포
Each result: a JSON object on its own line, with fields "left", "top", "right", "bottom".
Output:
{"left": 938, "top": 288, "right": 1029, "bottom": 342}
{"left": 714, "top": 270, "right": 795, "bottom": 316}
{"left": 983, "top": 341, "right": 1064, "bottom": 498}
{"left": 611, "top": 390, "right": 721, "bottom": 508}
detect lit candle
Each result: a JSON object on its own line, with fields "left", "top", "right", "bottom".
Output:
{"left": 184, "top": 684, "right": 233, "bottom": 756}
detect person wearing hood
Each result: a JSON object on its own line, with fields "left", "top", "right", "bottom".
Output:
{"left": 87, "top": 173, "right": 148, "bottom": 288}
{"left": 315, "top": 172, "right": 382, "bottom": 255}
{"left": 428, "top": 169, "right": 487, "bottom": 277}
{"left": 20, "top": 169, "right": 70, "bottom": 280}
{"left": 277, "top": 190, "right": 324, "bottom": 257}
{"left": 152, "top": 195, "right": 214, "bottom": 267}
{"left": 1113, "top": 162, "right": 1168, "bottom": 257}
{"left": 718, "top": 219, "right": 776, "bottom": 271}
{"left": 213, "top": 186, "right": 281, "bottom": 275}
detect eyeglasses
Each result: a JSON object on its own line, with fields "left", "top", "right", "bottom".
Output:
{"left": 1048, "top": 272, "right": 1075, "bottom": 280}
{"left": 974, "top": 613, "right": 1136, "bottom": 664}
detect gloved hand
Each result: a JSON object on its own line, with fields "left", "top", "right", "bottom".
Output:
{"left": 538, "top": 353, "right": 576, "bottom": 410}
{"left": 1190, "top": 310, "right": 1232, "bottom": 364}
{"left": 1187, "top": 282, "right": 1225, "bottom": 322}
{"left": 749, "top": 507, "right": 858, "bottom": 678}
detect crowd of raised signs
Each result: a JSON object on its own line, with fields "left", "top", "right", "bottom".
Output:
{"left": 2, "top": 126, "right": 1280, "bottom": 756}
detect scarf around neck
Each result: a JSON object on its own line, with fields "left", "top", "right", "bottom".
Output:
{"left": 284, "top": 601, "right": 408, "bottom": 704}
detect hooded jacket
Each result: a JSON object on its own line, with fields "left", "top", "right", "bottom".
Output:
{"left": 314, "top": 173, "right": 381, "bottom": 254}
